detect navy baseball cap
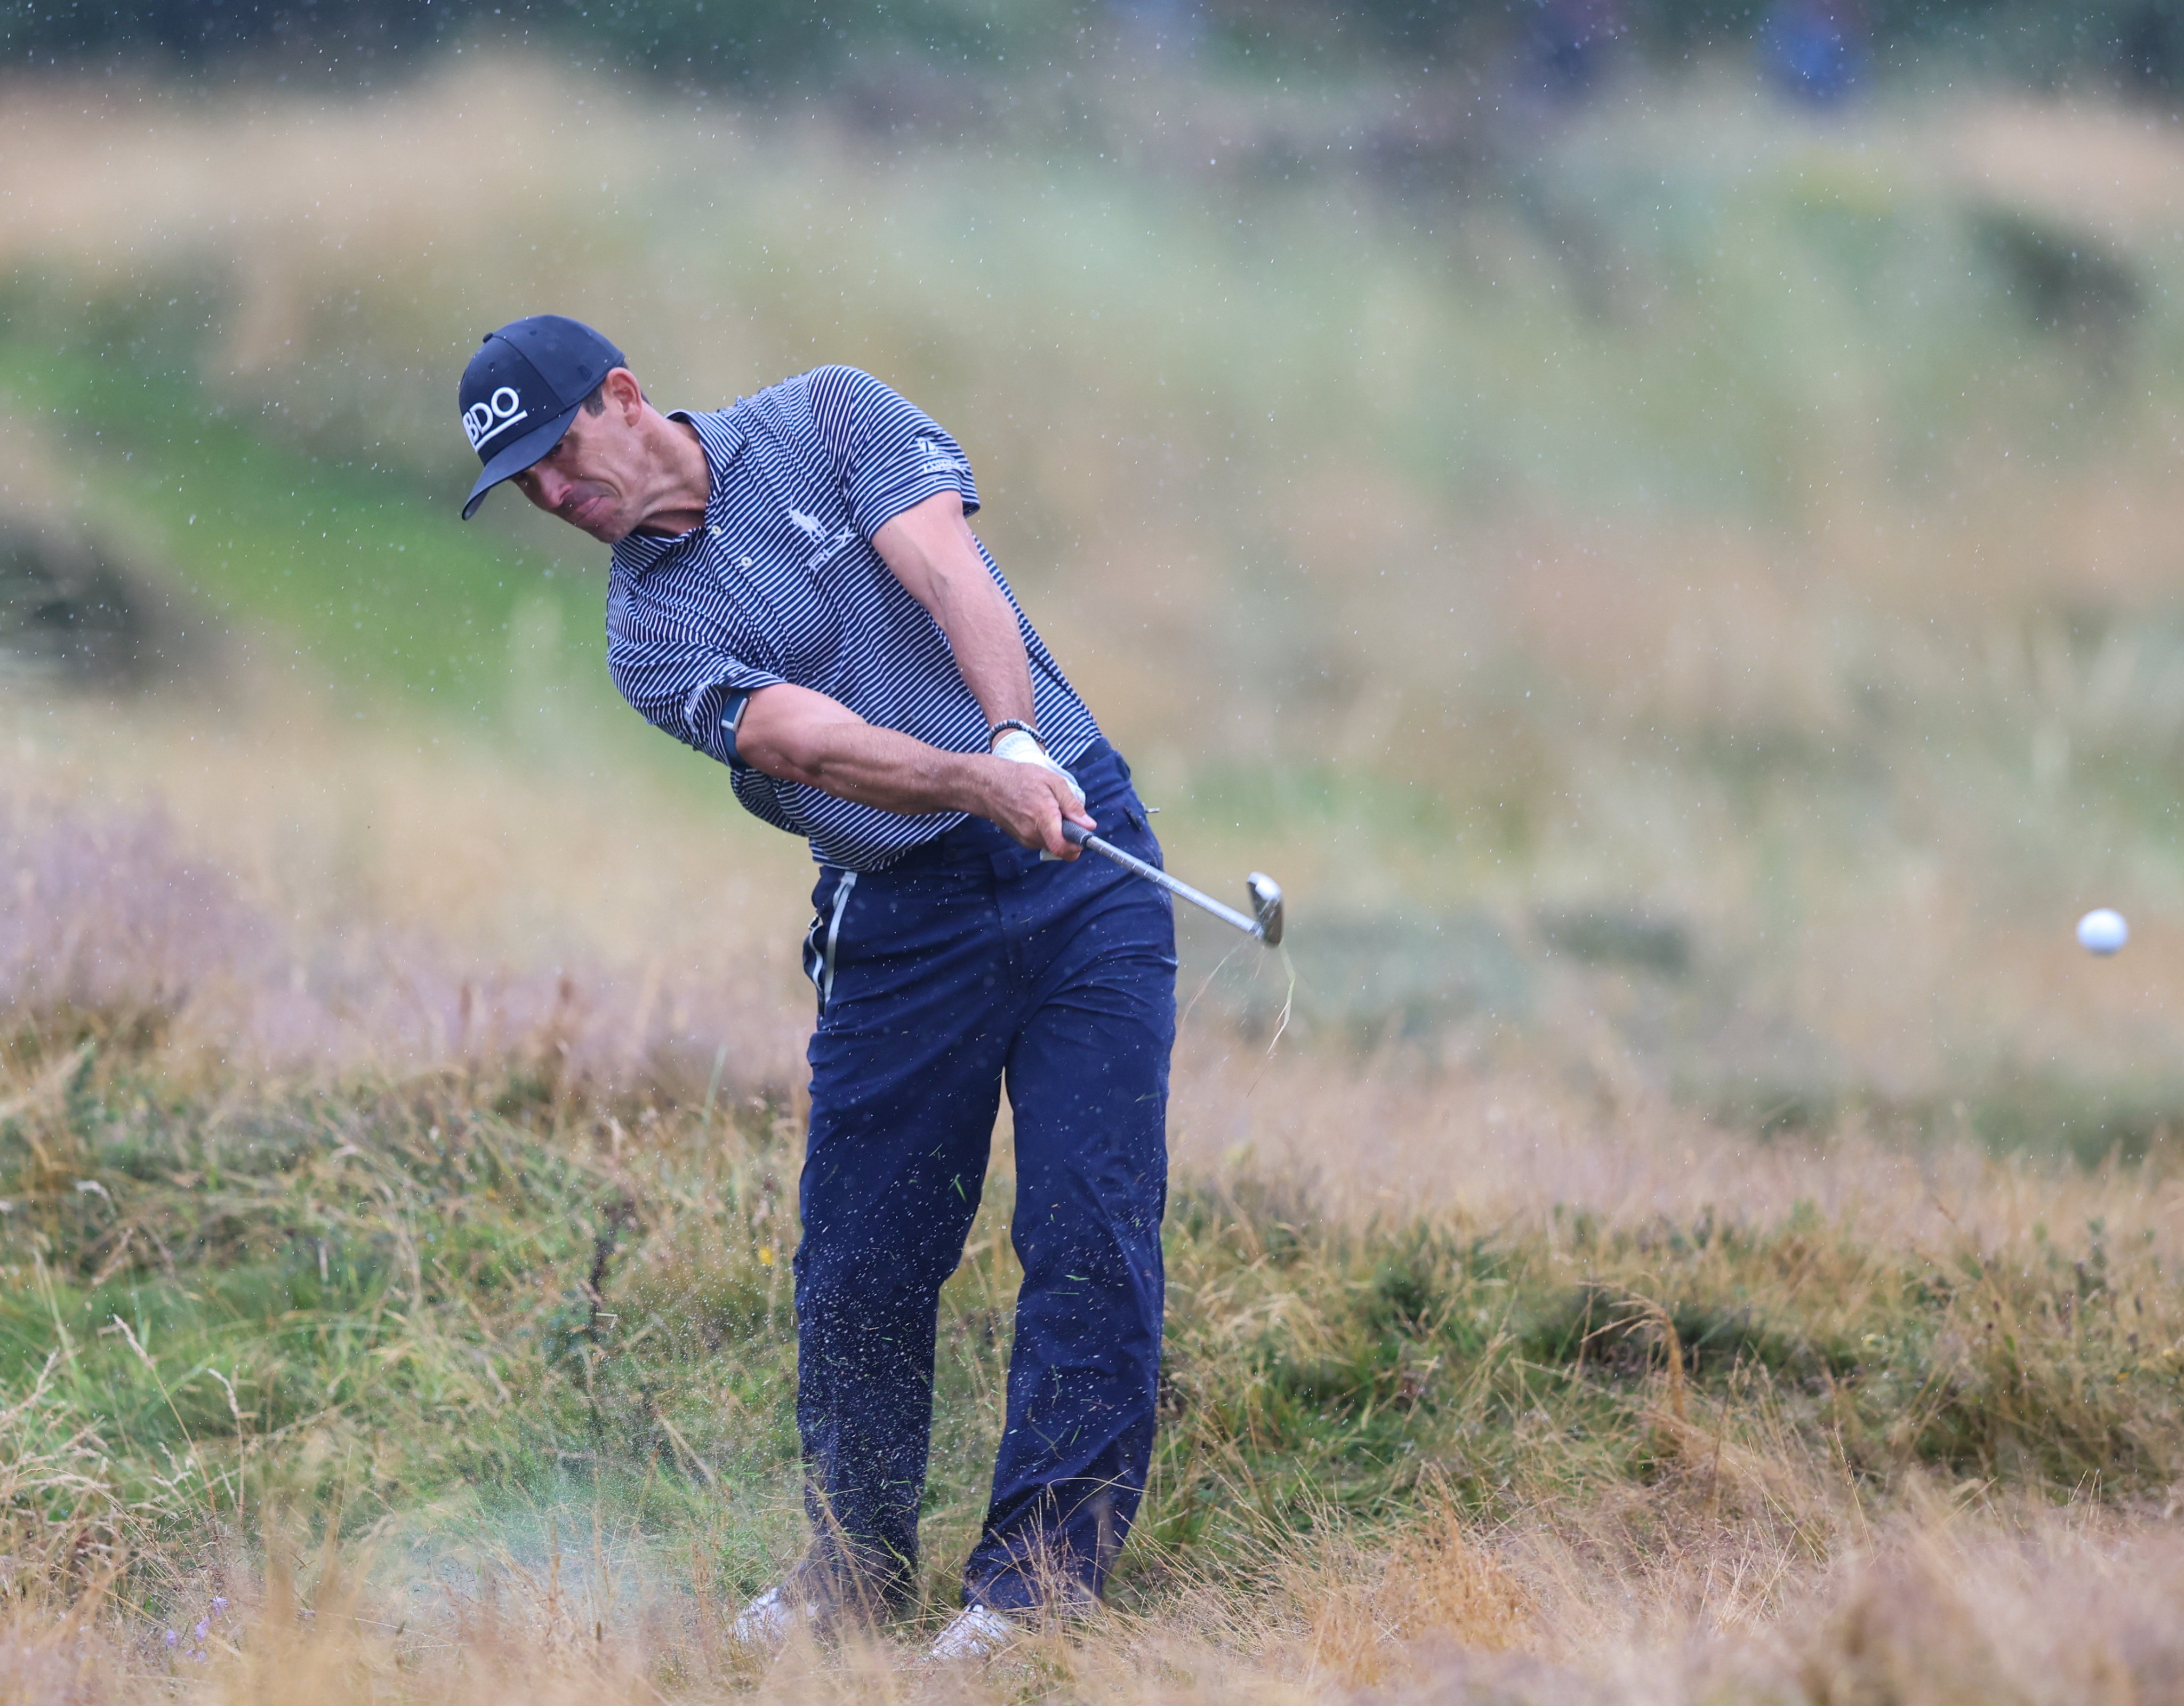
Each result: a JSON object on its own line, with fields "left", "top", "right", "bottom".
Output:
{"left": 457, "top": 315, "right": 625, "bottom": 518}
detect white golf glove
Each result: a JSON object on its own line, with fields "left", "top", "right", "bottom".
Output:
{"left": 991, "top": 726, "right": 1086, "bottom": 811}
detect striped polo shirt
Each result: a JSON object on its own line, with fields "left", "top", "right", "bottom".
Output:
{"left": 606, "top": 366, "right": 1103, "bottom": 871}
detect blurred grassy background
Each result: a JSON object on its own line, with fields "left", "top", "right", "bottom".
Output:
{"left": 9, "top": 19, "right": 2184, "bottom": 1149}
{"left": 17, "top": 15, "right": 2184, "bottom": 1692}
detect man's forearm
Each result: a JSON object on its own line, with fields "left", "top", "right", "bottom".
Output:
{"left": 735, "top": 679, "right": 1091, "bottom": 856}
{"left": 937, "top": 590, "right": 1037, "bottom": 731}
{"left": 873, "top": 490, "right": 1037, "bottom": 734}
{"left": 745, "top": 706, "right": 997, "bottom": 819}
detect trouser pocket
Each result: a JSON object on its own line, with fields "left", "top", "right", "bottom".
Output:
{"left": 801, "top": 869, "right": 859, "bottom": 1014}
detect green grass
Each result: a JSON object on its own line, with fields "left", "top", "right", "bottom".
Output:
{"left": 0, "top": 300, "right": 603, "bottom": 718}
{"left": 8, "top": 1016, "right": 2182, "bottom": 1627}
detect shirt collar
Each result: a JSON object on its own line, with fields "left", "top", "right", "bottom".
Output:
{"left": 610, "top": 406, "right": 751, "bottom": 579}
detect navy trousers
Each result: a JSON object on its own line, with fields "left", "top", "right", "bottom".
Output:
{"left": 792, "top": 741, "right": 1177, "bottom": 1615}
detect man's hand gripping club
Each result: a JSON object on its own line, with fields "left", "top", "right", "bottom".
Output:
{"left": 734, "top": 685, "right": 1094, "bottom": 859}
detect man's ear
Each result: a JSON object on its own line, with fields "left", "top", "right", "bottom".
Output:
{"left": 604, "top": 365, "right": 645, "bottom": 422}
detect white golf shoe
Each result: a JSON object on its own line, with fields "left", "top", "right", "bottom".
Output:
{"left": 730, "top": 1581, "right": 823, "bottom": 1649}
{"left": 928, "top": 1604, "right": 1021, "bottom": 1661}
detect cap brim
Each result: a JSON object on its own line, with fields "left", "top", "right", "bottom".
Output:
{"left": 460, "top": 405, "right": 581, "bottom": 519}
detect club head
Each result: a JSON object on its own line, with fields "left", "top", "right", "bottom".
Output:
{"left": 1246, "top": 872, "right": 1284, "bottom": 948}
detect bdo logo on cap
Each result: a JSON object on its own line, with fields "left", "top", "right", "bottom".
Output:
{"left": 463, "top": 386, "right": 530, "bottom": 451}
{"left": 458, "top": 316, "right": 623, "bottom": 519}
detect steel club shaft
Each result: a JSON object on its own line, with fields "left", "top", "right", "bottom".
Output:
{"left": 1061, "top": 822, "right": 1272, "bottom": 942}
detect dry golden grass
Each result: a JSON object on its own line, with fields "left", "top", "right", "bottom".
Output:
{"left": 9, "top": 680, "right": 2184, "bottom": 1705}
{"left": 2, "top": 672, "right": 813, "bottom": 1095}
{"left": 14, "top": 672, "right": 2179, "bottom": 1264}
{"left": 9, "top": 1485, "right": 2184, "bottom": 1704}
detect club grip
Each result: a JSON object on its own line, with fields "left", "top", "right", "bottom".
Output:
{"left": 1062, "top": 821, "right": 1090, "bottom": 847}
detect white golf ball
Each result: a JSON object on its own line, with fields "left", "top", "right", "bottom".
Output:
{"left": 2077, "top": 908, "right": 2129, "bottom": 955}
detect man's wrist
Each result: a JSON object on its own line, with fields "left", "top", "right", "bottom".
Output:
{"left": 987, "top": 717, "right": 1042, "bottom": 751}
{"left": 959, "top": 749, "right": 1014, "bottom": 816}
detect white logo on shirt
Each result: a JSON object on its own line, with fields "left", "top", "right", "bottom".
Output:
{"left": 806, "top": 526, "right": 856, "bottom": 571}
{"left": 788, "top": 504, "right": 856, "bottom": 571}
{"left": 914, "top": 435, "right": 967, "bottom": 476}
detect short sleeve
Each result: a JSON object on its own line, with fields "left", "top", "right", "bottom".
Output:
{"left": 806, "top": 365, "right": 981, "bottom": 540}
{"left": 606, "top": 614, "right": 783, "bottom": 771}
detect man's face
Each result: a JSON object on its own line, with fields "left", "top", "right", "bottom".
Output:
{"left": 510, "top": 378, "right": 649, "bottom": 544}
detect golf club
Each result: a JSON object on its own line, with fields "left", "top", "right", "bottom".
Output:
{"left": 1062, "top": 822, "right": 1284, "bottom": 947}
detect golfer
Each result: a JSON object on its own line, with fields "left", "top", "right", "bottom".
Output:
{"left": 457, "top": 317, "right": 1176, "bottom": 1659}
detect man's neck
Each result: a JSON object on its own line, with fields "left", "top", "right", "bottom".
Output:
{"left": 631, "top": 413, "right": 713, "bottom": 538}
